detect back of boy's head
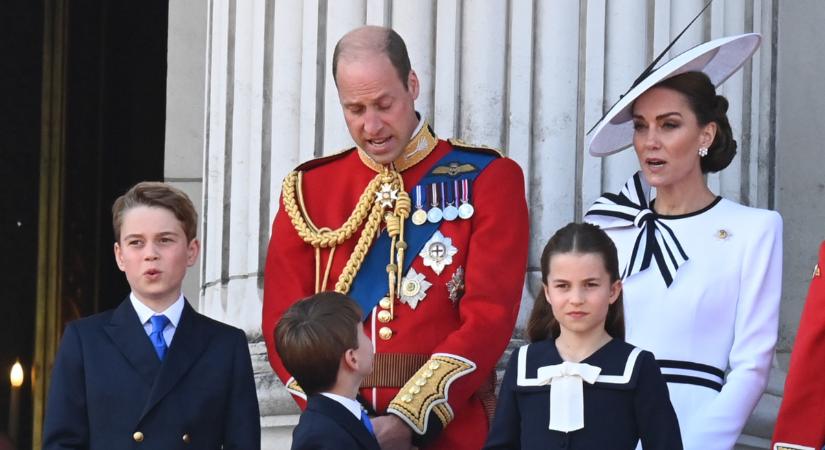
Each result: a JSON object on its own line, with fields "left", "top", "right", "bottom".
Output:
{"left": 275, "top": 292, "right": 363, "bottom": 396}
{"left": 112, "top": 181, "right": 198, "bottom": 243}
{"left": 526, "top": 222, "right": 625, "bottom": 342}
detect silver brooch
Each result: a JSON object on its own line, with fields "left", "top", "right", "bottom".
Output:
{"left": 447, "top": 266, "right": 465, "bottom": 306}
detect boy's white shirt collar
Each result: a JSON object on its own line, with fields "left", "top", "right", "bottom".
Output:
{"left": 320, "top": 392, "right": 362, "bottom": 420}
{"left": 129, "top": 292, "right": 185, "bottom": 328}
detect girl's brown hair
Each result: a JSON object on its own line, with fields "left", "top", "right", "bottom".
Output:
{"left": 526, "top": 222, "right": 625, "bottom": 342}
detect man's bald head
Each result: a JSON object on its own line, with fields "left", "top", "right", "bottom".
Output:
{"left": 332, "top": 26, "right": 412, "bottom": 89}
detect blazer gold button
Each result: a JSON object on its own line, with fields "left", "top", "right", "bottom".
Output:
{"left": 378, "top": 326, "right": 393, "bottom": 340}
{"left": 133, "top": 431, "right": 144, "bottom": 442}
{"left": 182, "top": 433, "right": 191, "bottom": 444}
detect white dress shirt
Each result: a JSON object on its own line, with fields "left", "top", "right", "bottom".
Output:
{"left": 129, "top": 293, "right": 185, "bottom": 347}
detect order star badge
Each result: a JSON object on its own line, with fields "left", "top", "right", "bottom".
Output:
{"left": 419, "top": 231, "right": 458, "bottom": 275}
{"left": 447, "top": 266, "right": 465, "bottom": 306}
{"left": 399, "top": 268, "right": 432, "bottom": 310}
{"left": 375, "top": 183, "right": 399, "bottom": 208}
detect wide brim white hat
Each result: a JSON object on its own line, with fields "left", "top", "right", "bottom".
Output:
{"left": 587, "top": 33, "right": 762, "bottom": 157}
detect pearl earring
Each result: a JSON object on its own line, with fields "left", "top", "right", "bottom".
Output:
{"left": 698, "top": 147, "right": 709, "bottom": 157}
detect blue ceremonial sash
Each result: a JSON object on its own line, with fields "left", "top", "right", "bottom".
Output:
{"left": 349, "top": 148, "right": 497, "bottom": 318}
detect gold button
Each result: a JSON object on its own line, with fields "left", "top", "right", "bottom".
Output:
{"left": 402, "top": 394, "right": 413, "bottom": 403}
{"left": 379, "top": 297, "right": 392, "bottom": 309}
{"left": 182, "top": 433, "right": 190, "bottom": 444}
{"left": 429, "top": 361, "right": 441, "bottom": 370}
{"left": 409, "top": 386, "right": 421, "bottom": 394}
{"left": 133, "top": 431, "right": 144, "bottom": 442}
{"left": 377, "top": 310, "right": 393, "bottom": 323}
{"left": 379, "top": 327, "right": 393, "bottom": 340}
{"left": 424, "top": 369, "right": 434, "bottom": 378}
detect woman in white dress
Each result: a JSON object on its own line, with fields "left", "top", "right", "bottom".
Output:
{"left": 584, "top": 34, "right": 782, "bottom": 450}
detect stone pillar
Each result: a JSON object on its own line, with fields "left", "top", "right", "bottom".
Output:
{"left": 188, "top": 1, "right": 780, "bottom": 447}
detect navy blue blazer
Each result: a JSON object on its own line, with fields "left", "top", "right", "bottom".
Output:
{"left": 43, "top": 298, "right": 261, "bottom": 450}
{"left": 291, "top": 395, "right": 380, "bottom": 450}
{"left": 484, "top": 338, "right": 682, "bottom": 450}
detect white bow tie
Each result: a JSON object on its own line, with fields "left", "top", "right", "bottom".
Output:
{"left": 535, "top": 361, "right": 602, "bottom": 433}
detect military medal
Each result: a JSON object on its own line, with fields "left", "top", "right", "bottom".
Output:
{"left": 411, "top": 185, "right": 428, "bottom": 225}
{"left": 420, "top": 231, "right": 458, "bottom": 275}
{"left": 427, "top": 183, "right": 443, "bottom": 223}
{"left": 458, "top": 179, "right": 474, "bottom": 219}
{"left": 399, "top": 268, "right": 432, "bottom": 309}
{"left": 443, "top": 182, "right": 459, "bottom": 221}
{"left": 375, "top": 183, "right": 399, "bottom": 208}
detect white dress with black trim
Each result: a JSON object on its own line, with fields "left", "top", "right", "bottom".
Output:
{"left": 585, "top": 172, "right": 783, "bottom": 450}
{"left": 484, "top": 338, "right": 682, "bottom": 449}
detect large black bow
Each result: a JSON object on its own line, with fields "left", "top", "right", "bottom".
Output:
{"left": 586, "top": 172, "right": 689, "bottom": 287}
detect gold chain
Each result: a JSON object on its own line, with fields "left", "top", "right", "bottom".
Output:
{"left": 282, "top": 168, "right": 408, "bottom": 296}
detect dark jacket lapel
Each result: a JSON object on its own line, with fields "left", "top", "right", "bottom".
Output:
{"left": 139, "top": 300, "right": 216, "bottom": 421}
{"left": 103, "top": 298, "right": 162, "bottom": 385}
{"left": 308, "top": 395, "right": 380, "bottom": 450}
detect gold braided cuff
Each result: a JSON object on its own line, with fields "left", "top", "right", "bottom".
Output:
{"left": 387, "top": 353, "right": 476, "bottom": 435}
{"left": 284, "top": 377, "right": 307, "bottom": 401}
{"left": 774, "top": 444, "right": 815, "bottom": 450}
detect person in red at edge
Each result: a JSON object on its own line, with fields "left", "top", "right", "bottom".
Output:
{"left": 772, "top": 242, "right": 825, "bottom": 450}
{"left": 262, "top": 26, "right": 528, "bottom": 450}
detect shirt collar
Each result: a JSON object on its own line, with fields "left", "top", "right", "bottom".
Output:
{"left": 357, "top": 113, "right": 438, "bottom": 173}
{"left": 320, "top": 392, "right": 362, "bottom": 419}
{"left": 129, "top": 293, "right": 185, "bottom": 327}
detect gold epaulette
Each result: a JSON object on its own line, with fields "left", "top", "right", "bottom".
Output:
{"left": 448, "top": 138, "right": 503, "bottom": 158}
{"left": 387, "top": 354, "right": 476, "bottom": 435}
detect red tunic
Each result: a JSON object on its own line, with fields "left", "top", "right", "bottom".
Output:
{"left": 772, "top": 241, "right": 825, "bottom": 450}
{"left": 262, "top": 129, "right": 529, "bottom": 450}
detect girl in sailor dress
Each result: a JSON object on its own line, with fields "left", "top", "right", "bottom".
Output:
{"left": 584, "top": 35, "right": 782, "bottom": 450}
{"left": 484, "top": 223, "right": 682, "bottom": 450}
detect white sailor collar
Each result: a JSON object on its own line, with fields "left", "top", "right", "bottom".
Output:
{"left": 514, "top": 338, "right": 644, "bottom": 392}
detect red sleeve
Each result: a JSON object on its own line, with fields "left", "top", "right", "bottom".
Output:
{"left": 262, "top": 191, "right": 316, "bottom": 408}
{"left": 772, "top": 241, "right": 825, "bottom": 450}
{"left": 386, "top": 157, "right": 529, "bottom": 444}
{"left": 429, "top": 157, "right": 529, "bottom": 403}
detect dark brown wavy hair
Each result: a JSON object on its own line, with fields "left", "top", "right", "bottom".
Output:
{"left": 526, "top": 222, "right": 625, "bottom": 342}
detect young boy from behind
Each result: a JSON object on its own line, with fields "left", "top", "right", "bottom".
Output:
{"left": 43, "top": 181, "right": 260, "bottom": 449}
{"left": 276, "top": 292, "right": 379, "bottom": 450}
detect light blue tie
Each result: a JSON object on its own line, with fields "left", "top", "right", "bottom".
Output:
{"left": 149, "top": 315, "right": 170, "bottom": 361}
{"left": 360, "top": 410, "right": 374, "bottom": 436}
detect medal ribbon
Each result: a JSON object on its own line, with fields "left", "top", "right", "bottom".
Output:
{"left": 415, "top": 185, "right": 424, "bottom": 210}
{"left": 348, "top": 147, "right": 498, "bottom": 318}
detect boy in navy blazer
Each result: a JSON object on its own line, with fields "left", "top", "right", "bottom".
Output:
{"left": 275, "top": 292, "right": 379, "bottom": 450}
{"left": 43, "top": 181, "right": 261, "bottom": 449}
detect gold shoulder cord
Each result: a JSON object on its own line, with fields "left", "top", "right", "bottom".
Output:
{"left": 281, "top": 168, "right": 410, "bottom": 308}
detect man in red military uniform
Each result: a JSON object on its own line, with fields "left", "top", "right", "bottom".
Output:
{"left": 262, "top": 26, "right": 528, "bottom": 450}
{"left": 772, "top": 241, "right": 825, "bottom": 450}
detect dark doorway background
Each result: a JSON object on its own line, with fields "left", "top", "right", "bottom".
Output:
{"left": 1, "top": 2, "right": 168, "bottom": 448}
{"left": 0, "top": 3, "right": 44, "bottom": 448}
